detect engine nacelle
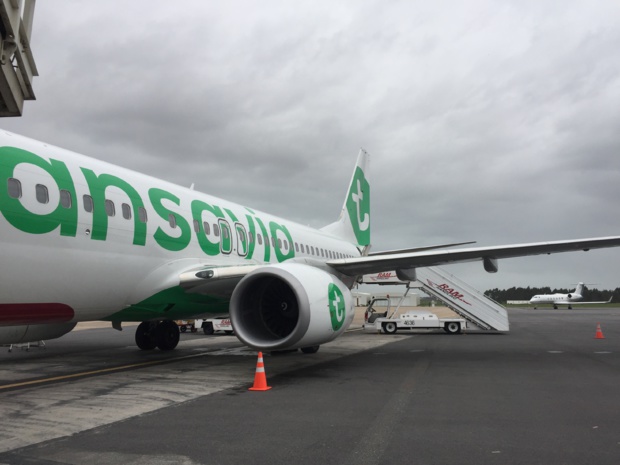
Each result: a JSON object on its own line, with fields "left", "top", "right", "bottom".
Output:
{"left": 230, "top": 263, "right": 354, "bottom": 351}
{"left": 0, "top": 322, "right": 77, "bottom": 345}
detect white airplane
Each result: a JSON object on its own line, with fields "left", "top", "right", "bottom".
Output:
{"left": 529, "top": 283, "right": 612, "bottom": 309}
{"left": 2, "top": 129, "right": 620, "bottom": 353}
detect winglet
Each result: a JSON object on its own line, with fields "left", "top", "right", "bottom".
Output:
{"left": 321, "top": 149, "right": 371, "bottom": 248}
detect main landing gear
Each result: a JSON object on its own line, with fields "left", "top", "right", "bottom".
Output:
{"left": 135, "top": 320, "right": 180, "bottom": 351}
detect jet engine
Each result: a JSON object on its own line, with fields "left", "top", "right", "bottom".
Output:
{"left": 0, "top": 322, "right": 77, "bottom": 345}
{"left": 229, "top": 263, "right": 354, "bottom": 351}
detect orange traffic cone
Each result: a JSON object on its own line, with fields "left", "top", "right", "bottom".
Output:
{"left": 249, "top": 352, "right": 272, "bottom": 391}
{"left": 595, "top": 323, "right": 605, "bottom": 339}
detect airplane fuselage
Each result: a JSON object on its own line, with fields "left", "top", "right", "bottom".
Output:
{"left": 529, "top": 294, "right": 583, "bottom": 305}
{"left": 0, "top": 131, "right": 360, "bottom": 328}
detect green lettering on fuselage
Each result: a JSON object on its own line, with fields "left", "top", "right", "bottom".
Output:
{"left": 0, "top": 147, "right": 77, "bottom": 237}
{"left": 0, "top": 147, "right": 300, "bottom": 261}
{"left": 254, "top": 216, "right": 270, "bottom": 262}
{"left": 270, "top": 221, "right": 294, "bottom": 262}
{"left": 244, "top": 214, "right": 256, "bottom": 260}
{"left": 81, "top": 169, "right": 147, "bottom": 245}
{"left": 191, "top": 199, "right": 225, "bottom": 256}
{"left": 149, "top": 188, "right": 191, "bottom": 251}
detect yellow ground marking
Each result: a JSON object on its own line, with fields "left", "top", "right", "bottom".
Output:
{"left": 0, "top": 352, "right": 210, "bottom": 391}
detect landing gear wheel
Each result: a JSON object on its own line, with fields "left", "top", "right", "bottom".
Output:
{"left": 301, "top": 345, "right": 320, "bottom": 354}
{"left": 180, "top": 326, "right": 187, "bottom": 333}
{"left": 203, "top": 322, "right": 214, "bottom": 335}
{"left": 135, "top": 321, "right": 157, "bottom": 350}
{"left": 445, "top": 322, "right": 460, "bottom": 334}
{"left": 155, "top": 320, "right": 180, "bottom": 350}
{"left": 225, "top": 330, "right": 234, "bottom": 335}
{"left": 383, "top": 322, "right": 398, "bottom": 334}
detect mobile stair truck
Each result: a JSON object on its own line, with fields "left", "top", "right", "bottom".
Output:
{"left": 362, "top": 266, "right": 509, "bottom": 333}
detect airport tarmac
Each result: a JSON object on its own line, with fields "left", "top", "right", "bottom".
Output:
{"left": 1, "top": 306, "right": 620, "bottom": 464}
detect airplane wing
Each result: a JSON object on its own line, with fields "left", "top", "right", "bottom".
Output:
{"left": 176, "top": 236, "right": 620, "bottom": 293}
{"left": 327, "top": 236, "right": 620, "bottom": 276}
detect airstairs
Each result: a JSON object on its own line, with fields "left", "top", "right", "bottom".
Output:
{"left": 412, "top": 267, "right": 509, "bottom": 331}
{"left": 363, "top": 266, "right": 509, "bottom": 331}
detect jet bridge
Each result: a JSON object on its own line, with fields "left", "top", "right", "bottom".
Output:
{"left": 362, "top": 266, "right": 509, "bottom": 331}
{"left": 0, "top": 0, "right": 37, "bottom": 116}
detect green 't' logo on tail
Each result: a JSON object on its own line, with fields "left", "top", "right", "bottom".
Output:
{"left": 345, "top": 167, "right": 370, "bottom": 246}
{"left": 328, "top": 283, "right": 346, "bottom": 331}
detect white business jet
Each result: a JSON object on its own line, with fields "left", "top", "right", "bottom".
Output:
{"left": 530, "top": 283, "right": 612, "bottom": 309}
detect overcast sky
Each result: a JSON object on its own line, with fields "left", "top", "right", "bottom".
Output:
{"left": 3, "top": 1, "right": 620, "bottom": 292}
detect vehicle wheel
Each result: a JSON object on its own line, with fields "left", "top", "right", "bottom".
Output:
{"left": 445, "top": 322, "right": 460, "bottom": 334}
{"left": 180, "top": 325, "right": 187, "bottom": 333}
{"left": 301, "top": 345, "right": 320, "bottom": 354}
{"left": 383, "top": 322, "right": 398, "bottom": 334}
{"left": 135, "top": 321, "right": 157, "bottom": 350}
{"left": 203, "top": 323, "right": 214, "bottom": 335}
{"left": 155, "top": 320, "right": 180, "bottom": 350}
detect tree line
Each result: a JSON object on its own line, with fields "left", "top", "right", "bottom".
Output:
{"left": 484, "top": 286, "right": 619, "bottom": 303}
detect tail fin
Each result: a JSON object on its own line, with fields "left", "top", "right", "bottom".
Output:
{"left": 321, "top": 149, "right": 371, "bottom": 248}
{"left": 574, "top": 282, "right": 585, "bottom": 295}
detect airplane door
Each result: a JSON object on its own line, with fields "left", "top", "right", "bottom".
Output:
{"left": 235, "top": 223, "right": 248, "bottom": 257}
{"left": 218, "top": 219, "right": 232, "bottom": 254}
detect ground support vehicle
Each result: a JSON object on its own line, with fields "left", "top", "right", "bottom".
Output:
{"left": 195, "top": 317, "right": 234, "bottom": 335}
{"left": 363, "top": 301, "right": 466, "bottom": 334}
{"left": 174, "top": 320, "right": 197, "bottom": 333}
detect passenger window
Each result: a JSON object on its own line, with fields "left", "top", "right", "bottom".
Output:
{"left": 138, "top": 207, "right": 148, "bottom": 223}
{"left": 257, "top": 233, "right": 262, "bottom": 245}
{"left": 35, "top": 184, "right": 49, "bottom": 204}
{"left": 272, "top": 237, "right": 276, "bottom": 247}
{"left": 203, "top": 221, "right": 210, "bottom": 235}
{"left": 295, "top": 243, "right": 299, "bottom": 252}
{"left": 169, "top": 214, "right": 177, "bottom": 228}
{"left": 213, "top": 224, "right": 220, "bottom": 237}
{"left": 193, "top": 219, "right": 200, "bottom": 233}
{"left": 60, "top": 190, "right": 72, "bottom": 208}
{"left": 7, "top": 178, "right": 21, "bottom": 198}
{"left": 83, "top": 195, "right": 94, "bottom": 212}
{"left": 105, "top": 199, "right": 115, "bottom": 217}
{"left": 122, "top": 203, "right": 131, "bottom": 220}
{"left": 249, "top": 232, "right": 254, "bottom": 243}
{"left": 278, "top": 238, "right": 282, "bottom": 249}
{"left": 222, "top": 227, "right": 229, "bottom": 239}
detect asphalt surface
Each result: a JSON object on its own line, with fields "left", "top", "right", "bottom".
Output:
{"left": 1, "top": 307, "right": 620, "bottom": 464}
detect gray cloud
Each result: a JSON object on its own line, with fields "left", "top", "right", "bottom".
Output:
{"left": 3, "top": 0, "right": 620, "bottom": 291}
